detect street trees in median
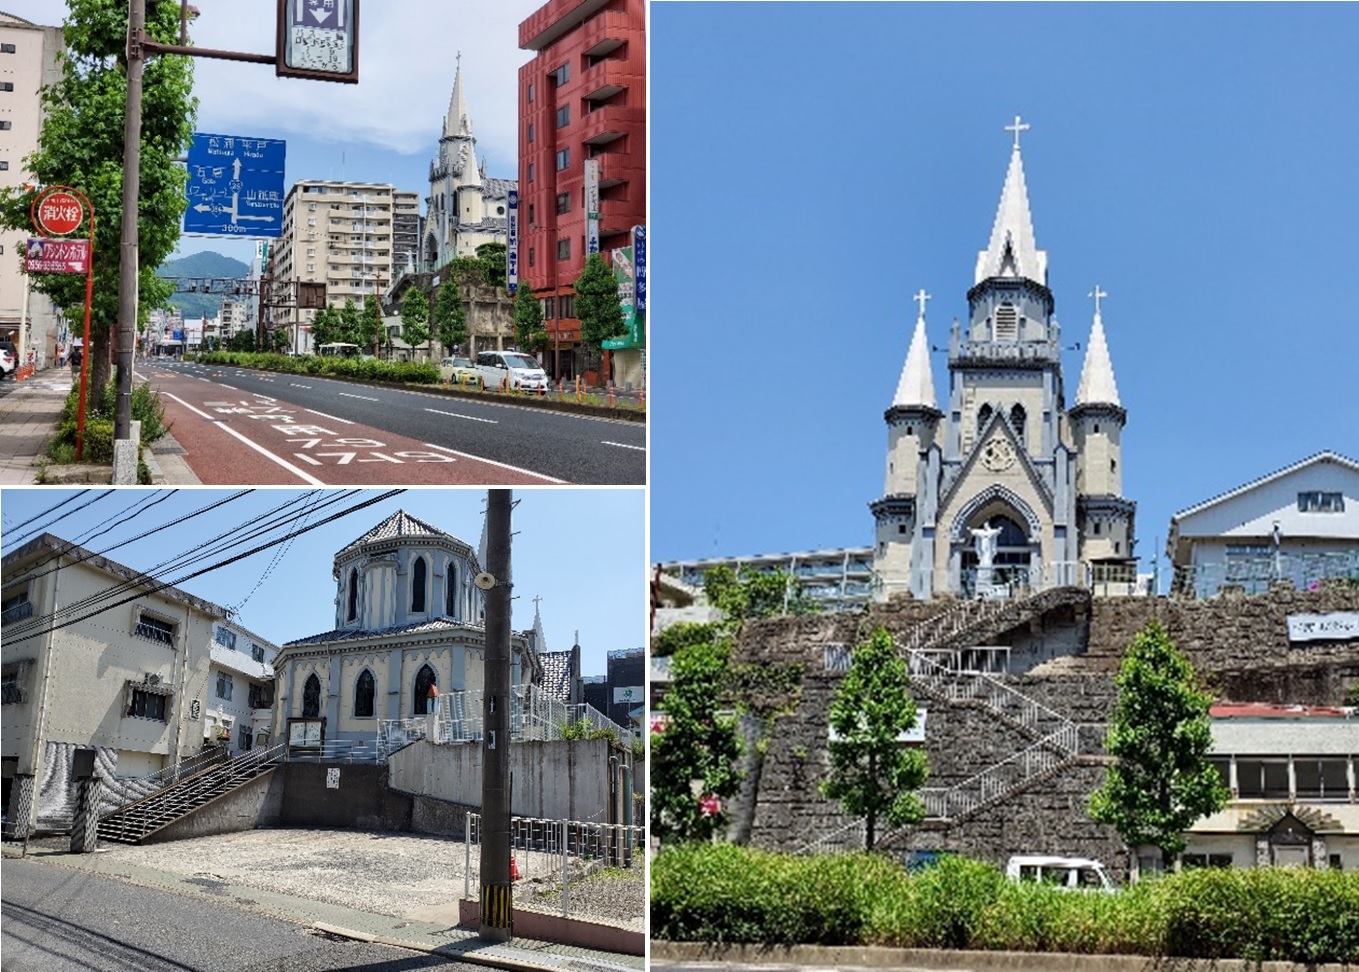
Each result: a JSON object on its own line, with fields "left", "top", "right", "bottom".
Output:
{"left": 433, "top": 278, "right": 467, "bottom": 356}
{"left": 513, "top": 280, "right": 547, "bottom": 354}
{"left": 338, "top": 298, "right": 362, "bottom": 347}
{"left": 400, "top": 288, "right": 430, "bottom": 361}
{"left": 820, "top": 626, "right": 928, "bottom": 851}
{"left": 1088, "top": 621, "right": 1228, "bottom": 872}
{"left": 309, "top": 305, "right": 339, "bottom": 349}
{"left": 0, "top": 0, "right": 196, "bottom": 395}
{"left": 361, "top": 294, "right": 383, "bottom": 357}
{"left": 574, "top": 252, "right": 626, "bottom": 351}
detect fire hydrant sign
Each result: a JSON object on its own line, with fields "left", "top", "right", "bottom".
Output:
{"left": 26, "top": 237, "right": 91, "bottom": 274}
{"left": 36, "top": 191, "right": 85, "bottom": 235}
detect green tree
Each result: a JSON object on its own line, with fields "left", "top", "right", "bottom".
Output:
{"left": 819, "top": 627, "right": 928, "bottom": 850}
{"left": 475, "top": 241, "right": 507, "bottom": 289}
{"left": 1088, "top": 621, "right": 1228, "bottom": 870}
{"left": 309, "top": 305, "right": 339, "bottom": 349}
{"left": 400, "top": 288, "right": 430, "bottom": 358}
{"left": 227, "top": 329, "right": 256, "bottom": 352}
{"left": 651, "top": 635, "right": 742, "bottom": 844}
{"left": 574, "top": 252, "right": 626, "bottom": 350}
{"left": 269, "top": 327, "right": 290, "bottom": 354}
{"left": 0, "top": 0, "right": 197, "bottom": 395}
{"left": 361, "top": 294, "right": 383, "bottom": 356}
{"left": 704, "top": 564, "right": 813, "bottom": 622}
{"left": 432, "top": 279, "right": 467, "bottom": 354}
{"left": 338, "top": 298, "right": 361, "bottom": 346}
{"left": 513, "top": 280, "right": 546, "bottom": 351}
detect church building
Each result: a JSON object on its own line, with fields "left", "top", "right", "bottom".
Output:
{"left": 424, "top": 59, "right": 517, "bottom": 272}
{"left": 272, "top": 511, "right": 540, "bottom": 746}
{"left": 873, "top": 119, "right": 1137, "bottom": 600}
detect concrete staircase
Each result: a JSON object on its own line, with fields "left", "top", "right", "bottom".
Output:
{"left": 97, "top": 743, "right": 284, "bottom": 845}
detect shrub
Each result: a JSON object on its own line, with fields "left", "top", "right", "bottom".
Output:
{"left": 48, "top": 379, "right": 169, "bottom": 462}
{"left": 192, "top": 350, "right": 438, "bottom": 385}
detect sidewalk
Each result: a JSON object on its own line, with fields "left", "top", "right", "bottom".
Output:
{"left": 4, "top": 838, "right": 643, "bottom": 972}
{"left": 0, "top": 368, "right": 200, "bottom": 486}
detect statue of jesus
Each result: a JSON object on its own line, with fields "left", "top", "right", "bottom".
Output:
{"left": 970, "top": 520, "right": 1003, "bottom": 568}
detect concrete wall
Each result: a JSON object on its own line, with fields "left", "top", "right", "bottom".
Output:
{"left": 276, "top": 762, "right": 412, "bottom": 831}
{"left": 143, "top": 767, "right": 284, "bottom": 845}
{"left": 387, "top": 737, "right": 613, "bottom": 821}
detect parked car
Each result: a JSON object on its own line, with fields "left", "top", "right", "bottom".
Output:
{"left": 475, "top": 350, "right": 549, "bottom": 394}
{"left": 0, "top": 341, "right": 16, "bottom": 379}
{"left": 440, "top": 356, "right": 482, "bottom": 389}
{"left": 1006, "top": 855, "right": 1114, "bottom": 891}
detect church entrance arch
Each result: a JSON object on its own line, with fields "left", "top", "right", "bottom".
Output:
{"left": 961, "top": 514, "right": 1034, "bottom": 597}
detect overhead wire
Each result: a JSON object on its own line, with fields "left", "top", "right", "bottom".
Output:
{"left": 1, "top": 489, "right": 92, "bottom": 539}
{"left": 4, "top": 490, "right": 117, "bottom": 551}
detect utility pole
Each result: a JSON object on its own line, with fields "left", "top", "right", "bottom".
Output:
{"left": 479, "top": 489, "right": 513, "bottom": 942}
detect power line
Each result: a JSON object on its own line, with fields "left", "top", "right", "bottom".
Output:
{"left": 5, "top": 490, "right": 117, "bottom": 551}
{"left": 2, "top": 489, "right": 92, "bottom": 538}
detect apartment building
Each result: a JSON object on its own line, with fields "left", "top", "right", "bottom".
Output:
{"left": 392, "top": 190, "right": 422, "bottom": 277}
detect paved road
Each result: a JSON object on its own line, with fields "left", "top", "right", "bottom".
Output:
{"left": 144, "top": 360, "right": 646, "bottom": 485}
{"left": 0, "top": 856, "right": 461, "bottom": 972}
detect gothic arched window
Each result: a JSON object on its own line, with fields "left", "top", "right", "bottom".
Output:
{"left": 1010, "top": 404, "right": 1027, "bottom": 447}
{"left": 354, "top": 669, "right": 375, "bottom": 718}
{"left": 446, "top": 565, "right": 457, "bottom": 617}
{"left": 977, "top": 404, "right": 993, "bottom": 438}
{"left": 994, "top": 302, "right": 1018, "bottom": 341}
{"left": 303, "top": 674, "right": 322, "bottom": 718}
{"left": 411, "top": 556, "right": 427, "bottom": 613}
{"left": 347, "top": 567, "right": 359, "bottom": 622}
{"left": 414, "top": 664, "right": 438, "bottom": 716}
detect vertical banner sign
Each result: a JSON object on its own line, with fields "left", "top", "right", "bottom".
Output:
{"left": 584, "top": 160, "right": 601, "bottom": 256}
{"left": 505, "top": 190, "right": 519, "bottom": 295}
{"left": 633, "top": 225, "right": 646, "bottom": 314}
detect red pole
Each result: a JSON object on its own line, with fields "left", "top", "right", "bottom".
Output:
{"left": 76, "top": 222, "right": 94, "bottom": 461}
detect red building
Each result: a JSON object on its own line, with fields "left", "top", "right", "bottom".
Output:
{"left": 518, "top": 0, "right": 646, "bottom": 381}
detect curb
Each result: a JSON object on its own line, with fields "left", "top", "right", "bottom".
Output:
{"left": 314, "top": 922, "right": 582, "bottom": 972}
{"left": 649, "top": 941, "right": 1354, "bottom": 972}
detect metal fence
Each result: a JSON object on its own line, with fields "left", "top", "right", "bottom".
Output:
{"left": 1173, "top": 551, "right": 1359, "bottom": 600}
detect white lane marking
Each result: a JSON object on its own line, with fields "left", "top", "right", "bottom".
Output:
{"left": 339, "top": 392, "right": 380, "bottom": 402}
{"left": 424, "top": 408, "right": 498, "bottom": 425}
{"left": 162, "top": 392, "right": 328, "bottom": 486}
{"left": 422, "top": 443, "right": 569, "bottom": 484}
{"left": 602, "top": 440, "right": 645, "bottom": 452}
{"left": 290, "top": 383, "right": 312, "bottom": 389}
{"left": 304, "top": 408, "right": 356, "bottom": 425}
{"left": 196, "top": 377, "right": 211, "bottom": 382}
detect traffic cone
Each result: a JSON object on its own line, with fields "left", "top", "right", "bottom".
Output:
{"left": 510, "top": 856, "right": 521, "bottom": 881}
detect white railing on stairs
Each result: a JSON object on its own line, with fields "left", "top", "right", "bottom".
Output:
{"left": 917, "top": 724, "right": 1079, "bottom": 822}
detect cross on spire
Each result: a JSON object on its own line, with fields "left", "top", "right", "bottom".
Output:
{"left": 913, "top": 288, "right": 932, "bottom": 319}
{"left": 1005, "top": 114, "right": 1030, "bottom": 150}
{"left": 532, "top": 594, "right": 542, "bottom": 612}
{"left": 1089, "top": 284, "right": 1108, "bottom": 316}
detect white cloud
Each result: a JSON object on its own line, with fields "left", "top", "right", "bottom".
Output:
{"left": 21, "top": 1, "right": 539, "bottom": 165}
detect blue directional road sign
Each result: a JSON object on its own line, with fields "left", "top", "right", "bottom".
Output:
{"left": 184, "top": 132, "right": 286, "bottom": 238}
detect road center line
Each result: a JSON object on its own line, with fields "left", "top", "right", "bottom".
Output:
{"left": 290, "top": 383, "right": 312, "bottom": 389}
{"left": 339, "top": 392, "right": 380, "bottom": 402}
{"left": 424, "top": 408, "right": 498, "bottom": 425}
{"left": 602, "top": 440, "right": 646, "bottom": 452}
{"left": 422, "top": 443, "right": 569, "bottom": 484}
{"left": 161, "top": 392, "right": 329, "bottom": 486}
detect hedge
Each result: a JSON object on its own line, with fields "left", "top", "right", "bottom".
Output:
{"left": 191, "top": 351, "right": 439, "bottom": 384}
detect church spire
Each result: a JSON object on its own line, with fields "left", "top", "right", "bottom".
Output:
{"left": 975, "top": 115, "right": 1047, "bottom": 286}
{"left": 1075, "top": 285, "right": 1121, "bottom": 407}
{"left": 892, "top": 289, "right": 937, "bottom": 409}
{"left": 443, "top": 53, "right": 473, "bottom": 139}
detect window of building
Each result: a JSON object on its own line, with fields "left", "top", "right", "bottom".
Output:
{"left": 354, "top": 669, "right": 375, "bottom": 718}
{"left": 556, "top": 192, "right": 570, "bottom": 215}
{"left": 556, "top": 105, "right": 570, "bottom": 129}
{"left": 250, "top": 643, "right": 265, "bottom": 663}
{"left": 1011, "top": 404, "right": 1026, "bottom": 446}
{"left": 1298, "top": 491, "right": 1345, "bottom": 513}
{"left": 527, "top": 203, "right": 535, "bottom": 225}
{"left": 248, "top": 683, "right": 272, "bottom": 709}
{"left": 414, "top": 664, "right": 438, "bottom": 715}
{"left": 977, "top": 403, "right": 992, "bottom": 437}
{"left": 559, "top": 294, "right": 574, "bottom": 319}
{"left": 1182, "top": 853, "right": 1233, "bottom": 869}
{"left": 1208, "top": 756, "right": 1232, "bottom": 792}
{"left": 411, "top": 556, "right": 427, "bottom": 612}
{"left": 526, "top": 122, "right": 534, "bottom": 143}
{"left": 555, "top": 149, "right": 570, "bottom": 172}
{"left": 446, "top": 567, "right": 457, "bottom": 617}
{"left": 0, "top": 162, "right": 8, "bottom": 172}
{"left": 239, "top": 725, "right": 253, "bottom": 750}
{"left": 527, "top": 82, "right": 534, "bottom": 103}
{"left": 549, "top": 64, "right": 569, "bottom": 85}
{"left": 1, "top": 666, "right": 25, "bottom": 705}
{"left": 1, "top": 587, "right": 32, "bottom": 623}
{"left": 214, "top": 625, "right": 236, "bottom": 650}
{"left": 994, "top": 302, "right": 1018, "bottom": 341}
{"left": 1294, "top": 758, "right": 1350, "bottom": 799}
{"left": 302, "top": 674, "right": 322, "bottom": 718}
{"left": 128, "top": 689, "right": 168, "bottom": 721}
{"left": 527, "top": 163, "right": 534, "bottom": 183}
{"left": 528, "top": 247, "right": 535, "bottom": 268}
{"left": 0, "top": 43, "right": 16, "bottom": 53}
{"left": 557, "top": 238, "right": 571, "bottom": 260}
{"left": 134, "top": 614, "right": 176, "bottom": 646}
{"left": 543, "top": 297, "right": 556, "bottom": 319}
{"left": 347, "top": 567, "right": 359, "bottom": 621}
{"left": 216, "top": 672, "right": 233, "bottom": 701}
{"left": 1236, "top": 758, "right": 1290, "bottom": 799}
{"left": 0, "top": 82, "right": 14, "bottom": 92}
{"left": 0, "top": 121, "right": 10, "bottom": 130}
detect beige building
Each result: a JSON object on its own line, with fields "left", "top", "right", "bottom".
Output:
{"left": 272, "top": 180, "right": 407, "bottom": 352}
{"left": 2, "top": 534, "right": 230, "bottom": 836}
{"left": 0, "top": 12, "right": 66, "bottom": 365}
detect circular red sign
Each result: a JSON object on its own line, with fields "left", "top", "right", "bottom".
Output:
{"left": 36, "top": 191, "right": 85, "bottom": 236}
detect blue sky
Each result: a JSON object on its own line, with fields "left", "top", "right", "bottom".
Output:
{"left": 0, "top": 488, "right": 645, "bottom": 676}
{"left": 650, "top": 3, "right": 1359, "bottom": 577}
{"left": 19, "top": 0, "right": 539, "bottom": 266}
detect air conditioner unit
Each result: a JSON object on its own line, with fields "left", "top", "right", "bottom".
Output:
{"left": 144, "top": 673, "right": 162, "bottom": 687}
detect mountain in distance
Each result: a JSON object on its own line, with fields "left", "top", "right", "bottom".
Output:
{"left": 157, "top": 251, "right": 251, "bottom": 320}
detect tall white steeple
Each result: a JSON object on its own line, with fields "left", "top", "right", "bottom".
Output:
{"left": 1075, "top": 285, "right": 1121, "bottom": 407}
{"left": 892, "top": 289, "right": 937, "bottom": 409}
{"left": 443, "top": 53, "right": 473, "bottom": 140}
{"left": 974, "top": 115, "right": 1047, "bottom": 286}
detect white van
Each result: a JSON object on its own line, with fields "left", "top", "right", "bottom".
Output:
{"left": 1005, "top": 856, "right": 1114, "bottom": 892}
{"left": 476, "top": 350, "right": 549, "bottom": 393}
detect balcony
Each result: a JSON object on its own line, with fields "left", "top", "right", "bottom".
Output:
{"left": 580, "top": 58, "right": 635, "bottom": 102}
{"left": 579, "top": 105, "right": 644, "bottom": 147}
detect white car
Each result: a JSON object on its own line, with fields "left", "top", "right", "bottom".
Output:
{"left": 1005, "top": 855, "right": 1114, "bottom": 891}
{"left": 0, "top": 341, "right": 17, "bottom": 379}
{"left": 475, "top": 350, "right": 549, "bottom": 393}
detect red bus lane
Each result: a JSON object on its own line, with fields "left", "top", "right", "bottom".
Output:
{"left": 150, "top": 370, "right": 565, "bottom": 486}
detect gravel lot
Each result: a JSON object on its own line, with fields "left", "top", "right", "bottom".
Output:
{"left": 88, "top": 827, "right": 645, "bottom": 932}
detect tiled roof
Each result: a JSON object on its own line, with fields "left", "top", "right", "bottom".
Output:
{"left": 337, "top": 510, "right": 453, "bottom": 555}
{"left": 539, "top": 650, "right": 576, "bottom": 702}
{"left": 284, "top": 616, "right": 482, "bottom": 648}
{"left": 483, "top": 178, "right": 516, "bottom": 198}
